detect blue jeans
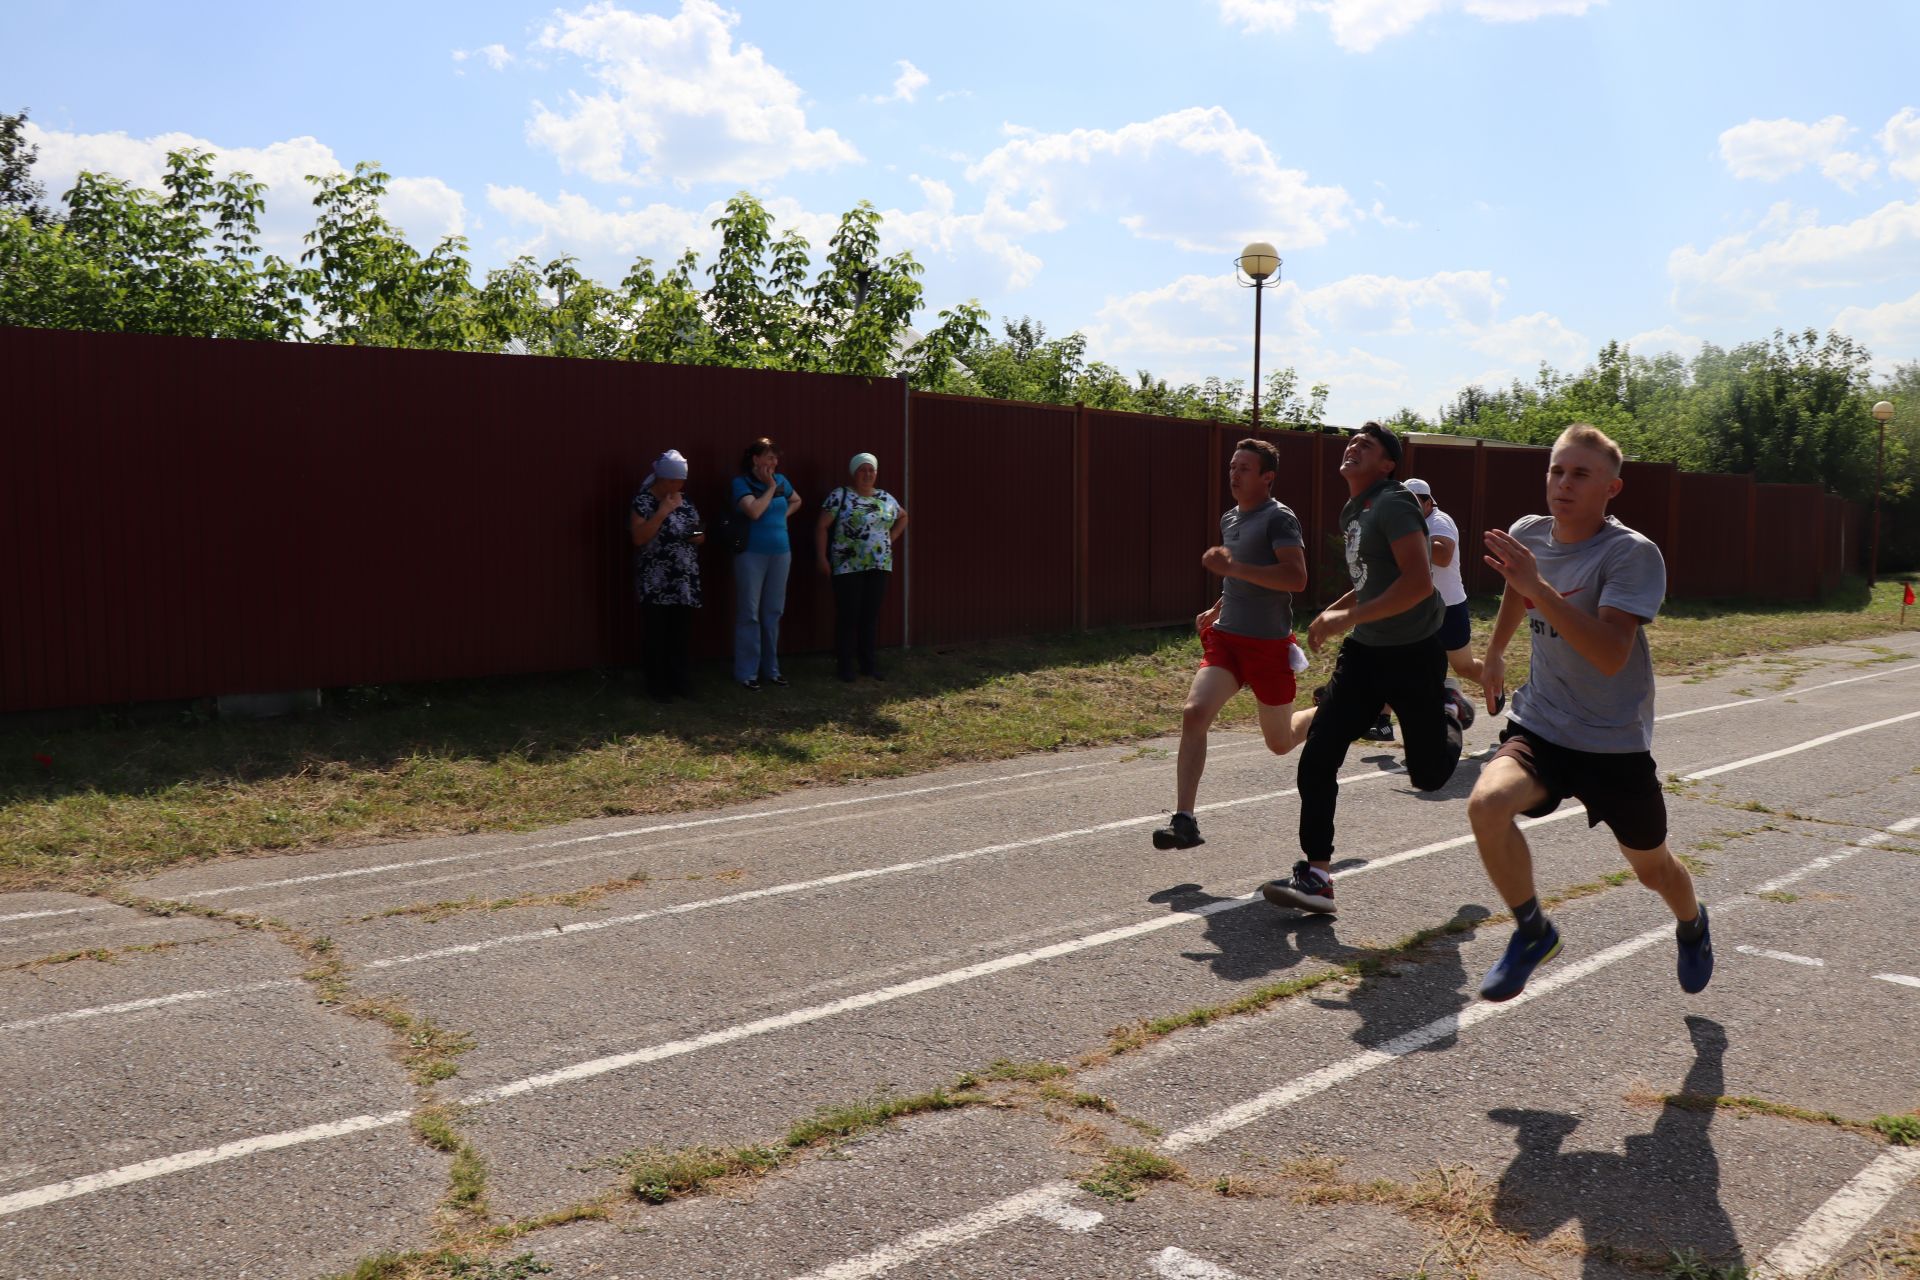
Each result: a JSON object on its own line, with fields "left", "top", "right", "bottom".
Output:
{"left": 733, "top": 551, "right": 790, "bottom": 682}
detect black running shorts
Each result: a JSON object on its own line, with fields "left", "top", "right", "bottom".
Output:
{"left": 1493, "top": 724, "right": 1668, "bottom": 851}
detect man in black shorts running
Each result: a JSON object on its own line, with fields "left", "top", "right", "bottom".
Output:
{"left": 1264, "top": 422, "right": 1472, "bottom": 914}
{"left": 1468, "top": 423, "right": 1712, "bottom": 1000}
{"left": 1153, "top": 438, "right": 1314, "bottom": 850}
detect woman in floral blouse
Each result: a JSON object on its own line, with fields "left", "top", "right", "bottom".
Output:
{"left": 814, "top": 451, "right": 908, "bottom": 681}
{"left": 631, "top": 449, "right": 705, "bottom": 701}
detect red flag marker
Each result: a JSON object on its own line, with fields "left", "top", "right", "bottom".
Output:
{"left": 1906, "top": 582, "right": 1916, "bottom": 606}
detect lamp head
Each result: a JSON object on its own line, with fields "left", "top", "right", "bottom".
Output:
{"left": 1873, "top": 400, "right": 1894, "bottom": 423}
{"left": 1237, "top": 241, "right": 1280, "bottom": 283}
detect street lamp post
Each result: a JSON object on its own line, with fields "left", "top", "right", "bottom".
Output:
{"left": 1236, "top": 242, "right": 1282, "bottom": 428}
{"left": 1871, "top": 400, "right": 1893, "bottom": 587}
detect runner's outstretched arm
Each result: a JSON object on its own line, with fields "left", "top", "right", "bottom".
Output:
{"left": 1479, "top": 583, "right": 1528, "bottom": 714}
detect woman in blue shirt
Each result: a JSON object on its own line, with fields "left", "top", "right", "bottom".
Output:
{"left": 729, "top": 437, "right": 804, "bottom": 690}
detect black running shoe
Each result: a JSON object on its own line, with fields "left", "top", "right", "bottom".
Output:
{"left": 1445, "top": 688, "right": 1476, "bottom": 733}
{"left": 1262, "top": 860, "right": 1336, "bottom": 914}
{"left": 1151, "top": 812, "right": 1205, "bottom": 851}
{"left": 1358, "top": 712, "right": 1394, "bottom": 742}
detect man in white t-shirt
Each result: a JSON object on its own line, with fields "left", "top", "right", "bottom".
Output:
{"left": 1404, "top": 479, "right": 1494, "bottom": 707}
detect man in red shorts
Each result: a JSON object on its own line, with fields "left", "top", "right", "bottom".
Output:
{"left": 1152, "top": 438, "right": 1315, "bottom": 850}
{"left": 1469, "top": 423, "right": 1712, "bottom": 1000}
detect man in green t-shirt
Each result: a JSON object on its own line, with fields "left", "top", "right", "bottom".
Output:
{"left": 1264, "top": 422, "right": 1472, "bottom": 915}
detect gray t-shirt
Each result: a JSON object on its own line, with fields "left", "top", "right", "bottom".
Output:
{"left": 1508, "top": 514, "right": 1666, "bottom": 753}
{"left": 1216, "top": 499, "right": 1304, "bottom": 639}
{"left": 1341, "top": 479, "right": 1444, "bottom": 646}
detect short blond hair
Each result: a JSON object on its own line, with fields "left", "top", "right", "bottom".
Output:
{"left": 1554, "top": 423, "right": 1622, "bottom": 476}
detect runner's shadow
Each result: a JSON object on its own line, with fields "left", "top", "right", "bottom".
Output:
{"left": 1307, "top": 903, "right": 1490, "bottom": 1053}
{"left": 1149, "top": 884, "right": 1368, "bottom": 984}
{"left": 1489, "top": 1016, "right": 1744, "bottom": 1275}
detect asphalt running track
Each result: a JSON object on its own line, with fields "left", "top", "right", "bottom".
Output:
{"left": 2, "top": 634, "right": 1918, "bottom": 1278}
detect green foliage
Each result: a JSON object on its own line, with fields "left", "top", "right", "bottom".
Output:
{"left": 0, "top": 109, "right": 54, "bottom": 228}
{"left": 914, "top": 314, "right": 1327, "bottom": 427}
{"left": 1873, "top": 1113, "right": 1920, "bottom": 1146}
{"left": 1433, "top": 334, "right": 1920, "bottom": 568}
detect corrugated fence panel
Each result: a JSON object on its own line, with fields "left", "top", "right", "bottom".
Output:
{"left": 1403, "top": 442, "right": 1479, "bottom": 591}
{"left": 1, "top": 328, "right": 904, "bottom": 711}
{"left": 1614, "top": 460, "right": 1678, "bottom": 564}
{"left": 1084, "top": 411, "right": 1156, "bottom": 629}
{"left": 2, "top": 326, "right": 1877, "bottom": 712}
{"left": 1756, "top": 484, "right": 1826, "bottom": 601}
{"left": 1672, "top": 472, "right": 1754, "bottom": 599}
{"left": 906, "top": 393, "right": 1071, "bottom": 645}
{"left": 1089, "top": 410, "right": 1215, "bottom": 626}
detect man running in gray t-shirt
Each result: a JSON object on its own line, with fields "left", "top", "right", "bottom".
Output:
{"left": 1469, "top": 423, "right": 1713, "bottom": 1002}
{"left": 1152, "top": 438, "right": 1315, "bottom": 851}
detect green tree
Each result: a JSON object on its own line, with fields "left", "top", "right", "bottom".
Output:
{"left": 0, "top": 147, "right": 302, "bottom": 340}
{"left": 0, "top": 109, "right": 54, "bottom": 228}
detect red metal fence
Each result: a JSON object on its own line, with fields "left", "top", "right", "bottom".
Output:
{"left": 0, "top": 326, "right": 1865, "bottom": 714}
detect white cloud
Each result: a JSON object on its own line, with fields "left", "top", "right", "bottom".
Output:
{"left": 1219, "top": 0, "right": 1598, "bottom": 53}
{"left": 864, "top": 59, "right": 929, "bottom": 105}
{"left": 1076, "top": 266, "right": 1585, "bottom": 420}
{"left": 1622, "top": 325, "right": 1704, "bottom": 359}
{"left": 1670, "top": 198, "right": 1920, "bottom": 317}
{"left": 1298, "top": 271, "right": 1503, "bottom": 335}
{"left": 386, "top": 176, "right": 468, "bottom": 240}
{"left": 1832, "top": 287, "right": 1920, "bottom": 360}
{"left": 964, "top": 106, "right": 1353, "bottom": 253}
{"left": 1368, "top": 199, "right": 1419, "bottom": 231}
{"left": 1881, "top": 107, "right": 1920, "bottom": 184}
{"left": 485, "top": 175, "right": 1043, "bottom": 292}
{"left": 1718, "top": 115, "right": 1876, "bottom": 190}
{"left": 1466, "top": 311, "right": 1589, "bottom": 365}
{"left": 23, "top": 123, "right": 466, "bottom": 252}
{"left": 527, "top": 0, "right": 861, "bottom": 188}
{"left": 452, "top": 43, "right": 515, "bottom": 71}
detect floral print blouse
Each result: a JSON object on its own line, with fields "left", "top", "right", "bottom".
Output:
{"left": 823, "top": 487, "right": 902, "bottom": 574}
{"left": 632, "top": 488, "right": 702, "bottom": 607}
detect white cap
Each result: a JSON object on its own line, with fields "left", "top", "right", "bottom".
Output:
{"left": 1403, "top": 478, "right": 1432, "bottom": 498}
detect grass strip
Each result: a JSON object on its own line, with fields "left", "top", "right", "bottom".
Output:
{"left": 5, "top": 579, "right": 1913, "bottom": 892}
{"left": 626, "top": 1084, "right": 984, "bottom": 1204}
{"left": 1077, "top": 1145, "right": 1183, "bottom": 1201}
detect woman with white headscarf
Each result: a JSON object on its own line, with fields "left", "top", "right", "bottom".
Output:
{"left": 816, "top": 451, "right": 907, "bottom": 681}
{"left": 631, "top": 449, "right": 705, "bottom": 700}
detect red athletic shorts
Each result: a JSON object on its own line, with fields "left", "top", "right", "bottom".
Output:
{"left": 1199, "top": 626, "right": 1298, "bottom": 707}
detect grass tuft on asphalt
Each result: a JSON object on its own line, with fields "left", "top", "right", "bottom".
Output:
{"left": 3, "top": 577, "right": 1914, "bottom": 892}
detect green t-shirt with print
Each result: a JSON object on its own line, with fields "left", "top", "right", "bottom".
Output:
{"left": 1340, "top": 477, "right": 1444, "bottom": 646}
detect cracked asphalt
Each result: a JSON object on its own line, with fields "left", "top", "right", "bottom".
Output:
{"left": 2, "top": 633, "right": 1918, "bottom": 1279}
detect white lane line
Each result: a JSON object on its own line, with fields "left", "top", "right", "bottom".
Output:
{"left": 11, "top": 699, "right": 1917, "bottom": 1039}
{"left": 1736, "top": 946, "right": 1825, "bottom": 968}
{"left": 0, "top": 1108, "right": 415, "bottom": 1217}
{"left": 1681, "top": 710, "right": 1920, "bottom": 780}
{"left": 791, "top": 818, "right": 1919, "bottom": 1280}
{"left": 1154, "top": 1246, "right": 1246, "bottom": 1279}
{"left": 1032, "top": 1201, "right": 1103, "bottom": 1233}
{"left": 37, "top": 660, "right": 1912, "bottom": 921}
{"left": 0, "top": 758, "right": 1416, "bottom": 1037}
{"left": 0, "top": 980, "right": 300, "bottom": 1035}
{"left": 1656, "top": 661, "right": 1920, "bottom": 721}
{"left": 1756, "top": 1146, "right": 1920, "bottom": 1278}
{"left": 172, "top": 758, "right": 1150, "bottom": 902}
{"left": 1873, "top": 973, "right": 1920, "bottom": 989}
{"left": 0, "top": 905, "right": 103, "bottom": 925}
{"left": 796, "top": 1183, "right": 1079, "bottom": 1280}
{"left": 1, "top": 779, "right": 1911, "bottom": 1220}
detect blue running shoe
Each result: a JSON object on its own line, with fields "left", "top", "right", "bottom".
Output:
{"left": 1677, "top": 903, "right": 1713, "bottom": 994}
{"left": 1478, "top": 921, "right": 1562, "bottom": 1002}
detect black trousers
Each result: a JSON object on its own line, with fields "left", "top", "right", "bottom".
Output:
{"left": 641, "top": 603, "right": 695, "bottom": 698}
{"left": 831, "top": 569, "right": 890, "bottom": 677}
{"left": 1297, "top": 632, "right": 1461, "bottom": 860}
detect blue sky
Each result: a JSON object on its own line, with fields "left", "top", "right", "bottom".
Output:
{"left": 9, "top": 1, "right": 1920, "bottom": 419}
